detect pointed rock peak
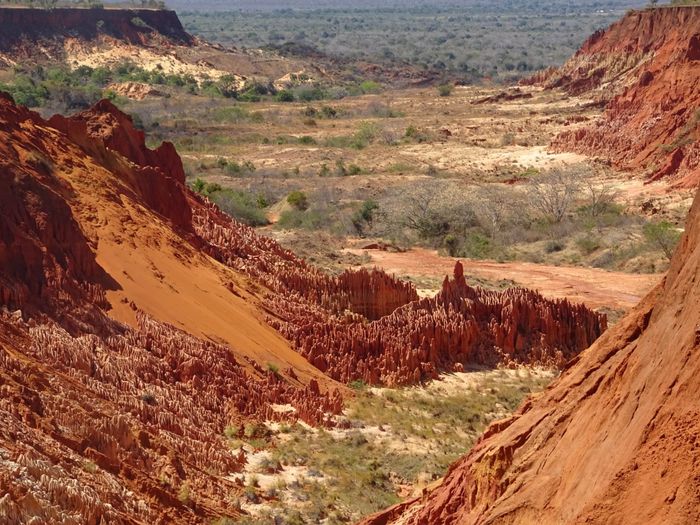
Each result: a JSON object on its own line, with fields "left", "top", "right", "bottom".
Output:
{"left": 454, "top": 260, "right": 464, "bottom": 280}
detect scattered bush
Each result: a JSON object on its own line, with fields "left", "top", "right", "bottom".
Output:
{"left": 276, "top": 89, "right": 295, "bottom": 102}
{"left": 545, "top": 240, "right": 565, "bottom": 253}
{"left": 437, "top": 84, "right": 453, "bottom": 97}
{"left": 643, "top": 220, "right": 682, "bottom": 260}
{"left": 287, "top": 190, "right": 309, "bottom": 211}
{"left": 351, "top": 200, "right": 379, "bottom": 237}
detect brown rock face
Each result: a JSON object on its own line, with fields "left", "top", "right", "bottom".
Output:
{"left": 529, "top": 6, "right": 700, "bottom": 187}
{"left": 0, "top": 7, "right": 194, "bottom": 51}
{"left": 360, "top": 190, "right": 700, "bottom": 524}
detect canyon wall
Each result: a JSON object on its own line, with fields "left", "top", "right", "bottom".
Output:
{"left": 0, "top": 93, "right": 605, "bottom": 523}
{"left": 529, "top": 6, "right": 700, "bottom": 187}
{"left": 0, "top": 93, "right": 341, "bottom": 524}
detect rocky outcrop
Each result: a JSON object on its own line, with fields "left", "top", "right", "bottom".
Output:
{"left": 270, "top": 261, "right": 604, "bottom": 386}
{"left": 106, "top": 81, "right": 165, "bottom": 100}
{"left": 0, "top": 7, "right": 194, "bottom": 51}
{"left": 0, "top": 92, "right": 341, "bottom": 524}
{"left": 193, "top": 197, "right": 605, "bottom": 386}
{"left": 531, "top": 7, "right": 700, "bottom": 187}
{"left": 49, "top": 99, "right": 192, "bottom": 231}
{"left": 360, "top": 188, "right": 700, "bottom": 524}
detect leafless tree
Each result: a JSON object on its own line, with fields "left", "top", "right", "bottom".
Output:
{"left": 526, "top": 165, "right": 582, "bottom": 223}
{"left": 579, "top": 170, "right": 619, "bottom": 217}
{"left": 469, "top": 184, "right": 523, "bottom": 239}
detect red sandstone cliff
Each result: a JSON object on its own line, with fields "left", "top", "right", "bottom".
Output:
{"left": 0, "top": 93, "right": 342, "bottom": 524}
{"left": 529, "top": 6, "right": 700, "bottom": 187}
{"left": 360, "top": 189, "right": 700, "bottom": 524}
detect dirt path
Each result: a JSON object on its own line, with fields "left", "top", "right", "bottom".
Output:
{"left": 344, "top": 247, "right": 661, "bottom": 311}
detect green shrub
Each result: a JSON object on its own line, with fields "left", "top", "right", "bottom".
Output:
{"left": 351, "top": 200, "right": 379, "bottom": 236}
{"left": 223, "top": 160, "right": 256, "bottom": 176}
{"left": 437, "top": 84, "right": 453, "bottom": 97}
{"left": 177, "top": 482, "right": 191, "bottom": 505}
{"left": 224, "top": 425, "right": 239, "bottom": 439}
{"left": 294, "top": 85, "right": 327, "bottom": 102}
{"left": 575, "top": 234, "right": 601, "bottom": 255}
{"left": 359, "top": 80, "right": 382, "bottom": 94}
{"left": 298, "top": 135, "right": 317, "bottom": 144}
{"left": 192, "top": 177, "right": 207, "bottom": 193}
{"left": 462, "top": 232, "right": 492, "bottom": 258}
{"left": 277, "top": 209, "right": 327, "bottom": 230}
{"left": 643, "top": 220, "right": 681, "bottom": 260}
{"left": 287, "top": 190, "right": 309, "bottom": 211}
{"left": 207, "top": 186, "right": 269, "bottom": 226}
{"left": 276, "top": 89, "right": 295, "bottom": 102}
{"left": 545, "top": 240, "right": 564, "bottom": 253}
{"left": 350, "top": 121, "right": 379, "bottom": 149}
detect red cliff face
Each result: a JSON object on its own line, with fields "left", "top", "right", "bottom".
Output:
{"left": 0, "top": 93, "right": 341, "bottom": 524}
{"left": 48, "top": 100, "right": 193, "bottom": 232}
{"left": 360, "top": 189, "right": 700, "bottom": 524}
{"left": 0, "top": 7, "right": 194, "bottom": 51}
{"left": 531, "top": 7, "right": 700, "bottom": 187}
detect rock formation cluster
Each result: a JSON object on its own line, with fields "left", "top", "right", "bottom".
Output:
{"left": 528, "top": 6, "right": 700, "bottom": 187}
{"left": 193, "top": 192, "right": 604, "bottom": 386}
{"left": 269, "top": 261, "right": 604, "bottom": 386}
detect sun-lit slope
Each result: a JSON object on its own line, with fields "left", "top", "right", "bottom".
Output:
{"left": 360, "top": 188, "right": 700, "bottom": 524}
{"left": 532, "top": 6, "right": 700, "bottom": 187}
{"left": 38, "top": 99, "right": 335, "bottom": 387}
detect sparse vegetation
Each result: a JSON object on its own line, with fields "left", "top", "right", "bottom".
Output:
{"left": 643, "top": 220, "right": 682, "bottom": 260}
{"left": 287, "top": 190, "right": 309, "bottom": 211}
{"left": 243, "top": 368, "right": 553, "bottom": 523}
